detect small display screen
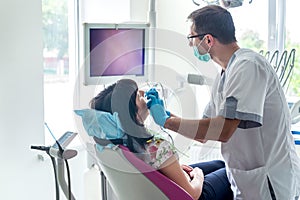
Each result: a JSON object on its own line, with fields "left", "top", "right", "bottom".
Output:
{"left": 89, "top": 28, "right": 145, "bottom": 77}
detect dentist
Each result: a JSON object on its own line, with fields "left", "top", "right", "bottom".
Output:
{"left": 146, "top": 5, "right": 300, "bottom": 200}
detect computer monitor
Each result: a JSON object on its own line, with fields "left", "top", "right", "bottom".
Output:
{"left": 83, "top": 23, "right": 150, "bottom": 85}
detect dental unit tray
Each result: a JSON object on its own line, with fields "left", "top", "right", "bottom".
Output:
{"left": 50, "top": 131, "right": 78, "bottom": 160}
{"left": 52, "top": 131, "right": 78, "bottom": 149}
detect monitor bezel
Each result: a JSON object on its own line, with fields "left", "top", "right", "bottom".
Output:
{"left": 83, "top": 22, "right": 150, "bottom": 85}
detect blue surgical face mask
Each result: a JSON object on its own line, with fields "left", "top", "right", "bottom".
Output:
{"left": 193, "top": 38, "right": 211, "bottom": 62}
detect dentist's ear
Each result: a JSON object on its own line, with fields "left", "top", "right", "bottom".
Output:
{"left": 206, "top": 34, "right": 214, "bottom": 44}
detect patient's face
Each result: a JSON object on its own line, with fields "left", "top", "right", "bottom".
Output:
{"left": 136, "top": 90, "right": 149, "bottom": 123}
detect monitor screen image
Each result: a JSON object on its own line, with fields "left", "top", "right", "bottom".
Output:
{"left": 84, "top": 23, "right": 150, "bottom": 85}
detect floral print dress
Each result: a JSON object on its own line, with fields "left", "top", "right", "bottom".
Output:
{"left": 141, "top": 136, "right": 178, "bottom": 169}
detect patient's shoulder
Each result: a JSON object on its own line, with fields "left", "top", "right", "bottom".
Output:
{"left": 143, "top": 138, "right": 177, "bottom": 169}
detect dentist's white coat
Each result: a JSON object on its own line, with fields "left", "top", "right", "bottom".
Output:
{"left": 204, "top": 48, "right": 300, "bottom": 200}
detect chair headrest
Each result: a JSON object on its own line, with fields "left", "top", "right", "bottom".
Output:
{"left": 74, "top": 109, "right": 126, "bottom": 151}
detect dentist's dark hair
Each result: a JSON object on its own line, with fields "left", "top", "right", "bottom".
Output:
{"left": 187, "top": 5, "right": 237, "bottom": 44}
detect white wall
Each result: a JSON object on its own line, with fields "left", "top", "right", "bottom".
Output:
{"left": 0, "top": 0, "right": 54, "bottom": 199}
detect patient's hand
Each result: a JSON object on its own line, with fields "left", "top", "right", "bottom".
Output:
{"left": 190, "top": 167, "right": 204, "bottom": 182}
{"left": 181, "top": 164, "right": 193, "bottom": 173}
{"left": 181, "top": 164, "right": 193, "bottom": 181}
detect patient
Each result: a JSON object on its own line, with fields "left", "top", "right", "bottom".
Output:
{"left": 89, "top": 79, "right": 233, "bottom": 200}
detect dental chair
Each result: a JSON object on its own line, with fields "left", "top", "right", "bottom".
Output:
{"left": 75, "top": 109, "right": 193, "bottom": 200}
{"left": 90, "top": 141, "right": 193, "bottom": 200}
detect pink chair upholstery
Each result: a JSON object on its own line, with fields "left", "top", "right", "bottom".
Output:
{"left": 119, "top": 145, "right": 194, "bottom": 200}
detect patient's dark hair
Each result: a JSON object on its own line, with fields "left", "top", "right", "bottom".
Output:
{"left": 90, "top": 79, "right": 153, "bottom": 152}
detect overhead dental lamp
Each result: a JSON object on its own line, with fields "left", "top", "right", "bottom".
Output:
{"left": 192, "top": 0, "right": 253, "bottom": 8}
{"left": 221, "top": 0, "right": 243, "bottom": 8}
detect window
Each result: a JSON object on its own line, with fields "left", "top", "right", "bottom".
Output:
{"left": 43, "top": 0, "right": 131, "bottom": 144}
{"left": 285, "top": 0, "right": 300, "bottom": 97}
{"left": 43, "top": 0, "right": 74, "bottom": 144}
{"left": 230, "top": 1, "right": 268, "bottom": 52}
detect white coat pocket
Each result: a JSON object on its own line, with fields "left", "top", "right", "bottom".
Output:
{"left": 230, "top": 166, "right": 274, "bottom": 200}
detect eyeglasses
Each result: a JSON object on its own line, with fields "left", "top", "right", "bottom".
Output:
{"left": 187, "top": 33, "right": 217, "bottom": 43}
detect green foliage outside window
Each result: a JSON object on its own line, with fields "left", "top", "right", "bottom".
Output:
{"left": 238, "top": 29, "right": 266, "bottom": 52}
{"left": 238, "top": 29, "right": 300, "bottom": 97}
{"left": 285, "top": 33, "right": 300, "bottom": 96}
{"left": 42, "top": 0, "right": 68, "bottom": 60}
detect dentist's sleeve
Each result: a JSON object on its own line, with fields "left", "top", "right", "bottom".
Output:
{"left": 219, "top": 59, "right": 268, "bottom": 129}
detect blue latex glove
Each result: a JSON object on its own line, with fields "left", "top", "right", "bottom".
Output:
{"left": 145, "top": 88, "right": 163, "bottom": 108}
{"left": 145, "top": 88, "right": 159, "bottom": 108}
{"left": 145, "top": 87, "right": 159, "bottom": 97}
{"left": 147, "top": 94, "right": 170, "bottom": 127}
{"left": 145, "top": 88, "right": 170, "bottom": 117}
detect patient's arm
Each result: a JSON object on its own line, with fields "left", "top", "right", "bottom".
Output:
{"left": 159, "top": 155, "right": 204, "bottom": 200}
